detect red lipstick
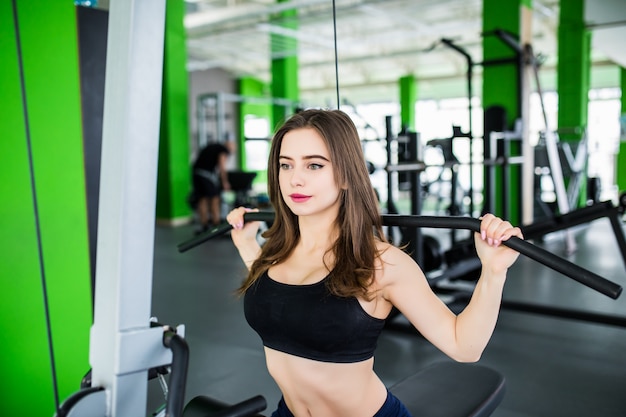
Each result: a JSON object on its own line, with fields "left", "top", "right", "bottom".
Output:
{"left": 289, "top": 193, "right": 311, "bottom": 203}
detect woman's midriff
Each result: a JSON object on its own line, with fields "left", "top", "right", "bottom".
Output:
{"left": 264, "top": 347, "right": 388, "bottom": 417}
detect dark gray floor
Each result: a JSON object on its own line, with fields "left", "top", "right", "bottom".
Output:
{"left": 148, "top": 215, "right": 626, "bottom": 417}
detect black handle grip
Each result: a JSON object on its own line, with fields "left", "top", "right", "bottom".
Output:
{"left": 177, "top": 212, "right": 622, "bottom": 299}
{"left": 177, "top": 211, "right": 275, "bottom": 253}
{"left": 162, "top": 331, "right": 189, "bottom": 417}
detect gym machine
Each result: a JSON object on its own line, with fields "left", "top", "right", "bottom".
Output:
{"left": 425, "top": 128, "right": 470, "bottom": 218}
{"left": 383, "top": 122, "right": 626, "bottom": 327}
{"left": 370, "top": 111, "right": 626, "bottom": 330}
{"left": 387, "top": 34, "right": 626, "bottom": 328}
{"left": 383, "top": 116, "right": 426, "bottom": 266}
{"left": 382, "top": 118, "right": 482, "bottom": 282}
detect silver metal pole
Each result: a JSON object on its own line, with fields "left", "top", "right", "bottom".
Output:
{"left": 214, "top": 92, "right": 222, "bottom": 142}
{"left": 89, "top": 1, "right": 169, "bottom": 416}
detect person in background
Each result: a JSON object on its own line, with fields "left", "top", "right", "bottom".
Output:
{"left": 226, "top": 109, "right": 523, "bottom": 417}
{"left": 192, "top": 139, "right": 235, "bottom": 233}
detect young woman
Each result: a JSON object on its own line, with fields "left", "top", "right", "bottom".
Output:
{"left": 226, "top": 109, "right": 523, "bottom": 417}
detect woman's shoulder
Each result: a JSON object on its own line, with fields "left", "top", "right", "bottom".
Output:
{"left": 374, "top": 241, "right": 419, "bottom": 278}
{"left": 370, "top": 241, "right": 427, "bottom": 303}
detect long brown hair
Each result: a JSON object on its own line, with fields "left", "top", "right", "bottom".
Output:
{"left": 236, "top": 109, "right": 386, "bottom": 299}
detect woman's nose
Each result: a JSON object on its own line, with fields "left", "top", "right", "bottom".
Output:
{"left": 289, "top": 168, "right": 304, "bottom": 187}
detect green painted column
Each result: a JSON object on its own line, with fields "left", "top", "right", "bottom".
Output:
{"left": 156, "top": 0, "right": 192, "bottom": 224}
{"left": 482, "top": 0, "right": 527, "bottom": 224}
{"left": 239, "top": 76, "right": 272, "bottom": 187}
{"left": 399, "top": 75, "right": 417, "bottom": 132}
{"left": 557, "top": 0, "right": 590, "bottom": 206}
{"left": 618, "top": 67, "right": 626, "bottom": 193}
{"left": 0, "top": 1, "right": 92, "bottom": 415}
{"left": 271, "top": 0, "right": 299, "bottom": 130}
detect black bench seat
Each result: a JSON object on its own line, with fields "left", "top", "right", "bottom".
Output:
{"left": 389, "top": 361, "right": 506, "bottom": 417}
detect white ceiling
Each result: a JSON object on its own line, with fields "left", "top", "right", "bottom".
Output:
{"left": 182, "top": 0, "right": 623, "bottom": 106}
{"left": 585, "top": 0, "right": 626, "bottom": 68}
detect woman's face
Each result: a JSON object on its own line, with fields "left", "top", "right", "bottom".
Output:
{"left": 278, "top": 127, "right": 342, "bottom": 219}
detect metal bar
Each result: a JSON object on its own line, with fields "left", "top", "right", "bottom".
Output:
{"left": 380, "top": 214, "right": 621, "bottom": 299}
{"left": 178, "top": 212, "right": 622, "bottom": 300}
{"left": 440, "top": 38, "right": 475, "bottom": 215}
{"left": 521, "top": 201, "right": 618, "bottom": 238}
{"left": 408, "top": 132, "right": 424, "bottom": 264}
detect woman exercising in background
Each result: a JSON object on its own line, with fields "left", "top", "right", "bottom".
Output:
{"left": 226, "top": 109, "right": 523, "bottom": 417}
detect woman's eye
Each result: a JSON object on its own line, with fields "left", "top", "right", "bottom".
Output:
{"left": 279, "top": 163, "right": 291, "bottom": 170}
{"left": 309, "top": 163, "right": 323, "bottom": 170}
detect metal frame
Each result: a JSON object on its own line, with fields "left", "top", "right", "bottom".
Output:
{"left": 58, "top": 1, "right": 171, "bottom": 416}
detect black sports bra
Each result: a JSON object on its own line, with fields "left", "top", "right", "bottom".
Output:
{"left": 244, "top": 270, "right": 386, "bottom": 363}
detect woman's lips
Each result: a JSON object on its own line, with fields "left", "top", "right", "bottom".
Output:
{"left": 290, "top": 194, "right": 311, "bottom": 203}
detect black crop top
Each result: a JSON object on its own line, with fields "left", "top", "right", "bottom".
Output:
{"left": 244, "top": 271, "right": 386, "bottom": 363}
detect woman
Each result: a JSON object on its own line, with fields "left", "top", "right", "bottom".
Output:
{"left": 226, "top": 109, "right": 522, "bottom": 417}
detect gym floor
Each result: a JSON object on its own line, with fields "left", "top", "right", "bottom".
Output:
{"left": 147, "top": 214, "right": 626, "bottom": 417}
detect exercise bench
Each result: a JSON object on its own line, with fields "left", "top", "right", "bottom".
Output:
{"left": 390, "top": 361, "right": 505, "bottom": 417}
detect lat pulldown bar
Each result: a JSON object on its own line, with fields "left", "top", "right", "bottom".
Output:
{"left": 178, "top": 212, "right": 622, "bottom": 300}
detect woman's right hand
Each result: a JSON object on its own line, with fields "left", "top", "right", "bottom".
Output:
{"left": 226, "top": 206, "right": 261, "bottom": 248}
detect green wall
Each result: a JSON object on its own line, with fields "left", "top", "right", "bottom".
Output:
{"left": 618, "top": 67, "right": 626, "bottom": 193}
{"left": 557, "top": 0, "right": 590, "bottom": 207}
{"left": 399, "top": 75, "right": 417, "bottom": 132}
{"left": 482, "top": 0, "right": 521, "bottom": 123}
{"left": 270, "top": 1, "right": 299, "bottom": 129}
{"left": 557, "top": 0, "right": 590, "bottom": 140}
{"left": 157, "top": 0, "right": 192, "bottom": 224}
{"left": 482, "top": 0, "right": 524, "bottom": 223}
{"left": 0, "top": 1, "right": 92, "bottom": 415}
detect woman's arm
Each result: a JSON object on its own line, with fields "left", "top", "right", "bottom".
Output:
{"left": 453, "top": 213, "right": 521, "bottom": 359}
{"left": 381, "top": 214, "right": 522, "bottom": 362}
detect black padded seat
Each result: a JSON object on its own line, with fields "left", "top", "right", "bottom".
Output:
{"left": 183, "top": 394, "right": 266, "bottom": 417}
{"left": 389, "top": 361, "right": 506, "bottom": 417}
